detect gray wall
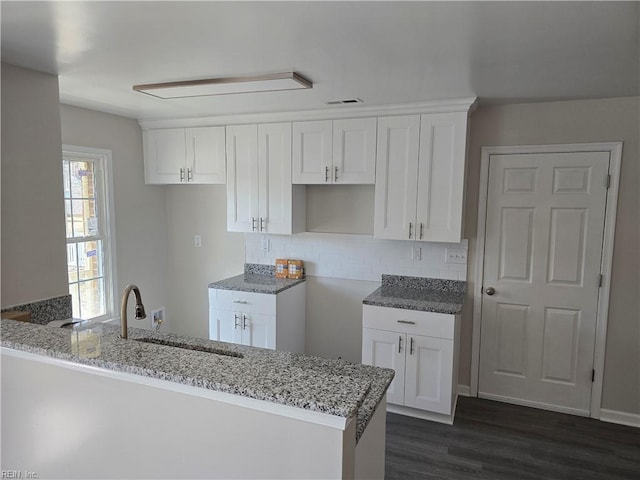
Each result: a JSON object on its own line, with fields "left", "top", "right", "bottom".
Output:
{"left": 464, "top": 96, "right": 640, "bottom": 414}
{"left": 1, "top": 63, "right": 68, "bottom": 306}
{"left": 59, "top": 104, "right": 171, "bottom": 329}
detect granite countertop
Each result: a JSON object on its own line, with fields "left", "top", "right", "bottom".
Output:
{"left": 1, "top": 319, "right": 393, "bottom": 442}
{"left": 363, "top": 274, "right": 466, "bottom": 315}
{"left": 209, "top": 264, "right": 305, "bottom": 295}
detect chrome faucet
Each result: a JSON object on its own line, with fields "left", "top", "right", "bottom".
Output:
{"left": 120, "top": 284, "right": 146, "bottom": 339}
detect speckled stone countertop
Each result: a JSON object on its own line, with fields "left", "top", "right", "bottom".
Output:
{"left": 1, "top": 319, "right": 393, "bottom": 442}
{"left": 363, "top": 274, "right": 466, "bottom": 314}
{"left": 209, "top": 264, "right": 305, "bottom": 294}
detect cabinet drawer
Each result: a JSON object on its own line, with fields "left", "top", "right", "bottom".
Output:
{"left": 362, "top": 305, "right": 455, "bottom": 340}
{"left": 212, "top": 289, "right": 276, "bottom": 315}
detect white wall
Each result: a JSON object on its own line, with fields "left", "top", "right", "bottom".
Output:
{"left": 59, "top": 104, "right": 170, "bottom": 329}
{"left": 1, "top": 63, "right": 68, "bottom": 306}
{"left": 464, "top": 97, "right": 640, "bottom": 415}
{"left": 166, "top": 185, "right": 245, "bottom": 338}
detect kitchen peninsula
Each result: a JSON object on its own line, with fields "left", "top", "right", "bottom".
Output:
{"left": 1, "top": 319, "right": 393, "bottom": 479}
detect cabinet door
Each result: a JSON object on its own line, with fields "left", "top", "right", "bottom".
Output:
{"left": 373, "top": 115, "right": 420, "bottom": 240}
{"left": 332, "top": 117, "right": 377, "bottom": 184}
{"left": 292, "top": 120, "right": 333, "bottom": 184}
{"left": 241, "top": 313, "right": 276, "bottom": 349}
{"left": 186, "top": 126, "right": 226, "bottom": 184}
{"left": 216, "top": 310, "right": 243, "bottom": 345}
{"left": 258, "top": 123, "right": 292, "bottom": 234}
{"left": 144, "top": 128, "right": 186, "bottom": 184}
{"left": 404, "top": 335, "right": 454, "bottom": 414}
{"left": 416, "top": 113, "right": 468, "bottom": 242}
{"left": 226, "top": 125, "right": 259, "bottom": 232}
{"left": 362, "top": 328, "right": 405, "bottom": 405}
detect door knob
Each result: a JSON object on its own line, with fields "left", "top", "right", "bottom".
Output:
{"left": 485, "top": 287, "right": 496, "bottom": 296}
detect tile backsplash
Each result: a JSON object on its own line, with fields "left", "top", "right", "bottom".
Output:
{"left": 245, "top": 233, "right": 468, "bottom": 282}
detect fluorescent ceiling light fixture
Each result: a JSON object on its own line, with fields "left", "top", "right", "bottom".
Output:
{"left": 133, "top": 72, "right": 312, "bottom": 99}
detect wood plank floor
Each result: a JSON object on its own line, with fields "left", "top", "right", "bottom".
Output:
{"left": 385, "top": 397, "right": 640, "bottom": 480}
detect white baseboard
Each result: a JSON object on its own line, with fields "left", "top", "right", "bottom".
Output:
{"left": 457, "top": 384, "right": 470, "bottom": 397}
{"left": 600, "top": 408, "right": 640, "bottom": 428}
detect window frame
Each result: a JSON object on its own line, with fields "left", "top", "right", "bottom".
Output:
{"left": 62, "top": 145, "right": 118, "bottom": 322}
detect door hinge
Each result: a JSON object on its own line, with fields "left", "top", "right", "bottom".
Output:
{"left": 592, "top": 369, "right": 595, "bottom": 382}
{"left": 598, "top": 274, "right": 603, "bottom": 287}
{"left": 606, "top": 174, "right": 611, "bottom": 189}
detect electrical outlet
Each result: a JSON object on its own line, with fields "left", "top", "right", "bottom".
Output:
{"left": 194, "top": 235, "right": 202, "bottom": 248}
{"left": 151, "top": 308, "right": 165, "bottom": 330}
{"left": 412, "top": 245, "right": 422, "bottom": 261}
{"left": 261, "top": 237, "right": 270, "bottom": 252}
{"left": 445, "top": 248, "right": 467, "bottom": 264}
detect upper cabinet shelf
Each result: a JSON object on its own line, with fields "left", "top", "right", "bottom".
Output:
{"left": 143, "top": 126, "right": 226, "bottom": 184}
{"left": 292, "top": 117, "right": 377, "bottom": 184}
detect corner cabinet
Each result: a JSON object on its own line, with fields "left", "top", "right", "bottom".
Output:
{"left": 143, "top": 127, "right": 226, "bottom": 184}
{"left": 226, "top": 123, "right": 305, "bottom": 234}
{"left": 373, "top": 112, "right": 468, "bottom": 242}
{"left": 209, "top": 284, "right": 306, "bottom": 353}
{"left": 292, "top": 117, "right": 377, "bottom": 184}
{"left": 362, "top": 305, "right": 460, "bottom": 423}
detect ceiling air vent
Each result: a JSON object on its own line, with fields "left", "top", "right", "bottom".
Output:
{"left": 325, "top": 98, "right": 364, "bottom": 105}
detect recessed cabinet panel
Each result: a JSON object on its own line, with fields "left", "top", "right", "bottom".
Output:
{"left": 362, "top": 328, "right": 405, "bottom": 405}
{"left": 226, "top": 125, "right": 259, "bottom": 232}
{"left": 186, "top": 126, "right": 226, "bottom": 184}
{"left": 259, "top": 123, "right": 293, "bottom": 234}
{"left": 373, "top": 115, "right": 420, "bottom": 240}
{"left": 417, "top": 113, "right": 467, "bottom": 242}
{"left": 144, "top": 128, "right": 186, "bottom": 184}
{"left": 332, "top": 117, "right": 377, "bottom": 184}
{"left": 292, "top": 120, "right": 333, "bottom": 184}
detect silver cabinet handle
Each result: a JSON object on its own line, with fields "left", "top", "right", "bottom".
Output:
{"left": 233, "top": 300, "right": 248, "bottom": 304}
{"left": 234, "top": 314, "right": 240, "bottom": 329}
{"left": 187, "top": 168, "right": 193, "bottom": 182}
{"left": 251, "top": 217, "right": 257, "bottom": 232}
{"left": 260, "top": 217, "right": 265, "bottom": 232}
{"left": 420, "top": 223, "right": 424, "bottom": 239}
{"left": 410, "top": 337, "right": 414, "bottom": 355}
{"left": 179, "top": 167, "right": 185, "bottom": 182}
{"left": 398, "top": 336, "right": 402, "bottom": 353}
{"left": 408, "top": 222, "right": 413, "bottom": 239}
{"left": 485, "top": 287, "right": 496, "bottom": 296}
{"left": 325, "top": 166, "right": 329, "bottom": 182}
{"left": 397, "top": 320, "right": 416, "bottom": 325}
{"left": 242, "top": 315, "right": 248, "bottom": 330}
{"left": 334, "top": 166, "right": 338, "bottom": 182}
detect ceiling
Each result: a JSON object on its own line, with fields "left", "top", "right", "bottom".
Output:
{"left": 1, "top": 1, "right": 638, "bottom": 121}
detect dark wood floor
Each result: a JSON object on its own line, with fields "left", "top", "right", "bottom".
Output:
{"left": 385, "top": 397, "right": 640, "bottom": 480}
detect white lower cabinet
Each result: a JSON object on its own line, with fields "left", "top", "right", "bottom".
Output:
{"left": 209, "top": 283, "right": 306, "bottom": 353}
{"left": 362, "top": 305, "right": 460, "bottom": 423}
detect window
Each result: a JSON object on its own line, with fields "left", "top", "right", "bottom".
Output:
{"left": 62, "top": 146, "right": 117, "bottom": 321}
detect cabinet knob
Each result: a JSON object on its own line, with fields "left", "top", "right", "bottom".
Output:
{"left": 485, "top": 287, "right": 496, "bottom": 296}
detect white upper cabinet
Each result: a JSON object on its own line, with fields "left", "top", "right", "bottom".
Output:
{"left": 226, "top": 124, "right": 259, "bottom": 233}
{"left": 292, "top": 118, "right": 377, "bottom": 184}
{"left": 373, "top": 115, "right": 421, "bottom": 240}
{"left": 292, "top": 120, "right": 333, "bottom": 184}
{"left": 332, "top": 117, "right": 377, "bottom": 184}
{"left": 374, "top": 112, "right": 469, "bottom": 242}
{"left": 144, "top": 126, "right": 226, "bottom": 184}
{"left": 227, "top": 123, "right": 304, "bottom": 234}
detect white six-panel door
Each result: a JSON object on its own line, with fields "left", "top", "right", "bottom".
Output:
{"left": 479, "top": 151, "right": 609, "bottom": 414}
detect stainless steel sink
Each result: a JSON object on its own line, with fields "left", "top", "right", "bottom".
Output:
{"left": 133, "top": 337, "right": 243, "bottom": 358}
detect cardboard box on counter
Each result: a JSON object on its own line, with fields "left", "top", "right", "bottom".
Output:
{"left": 1, "top": 310, "right": 32, "bottom": 322}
